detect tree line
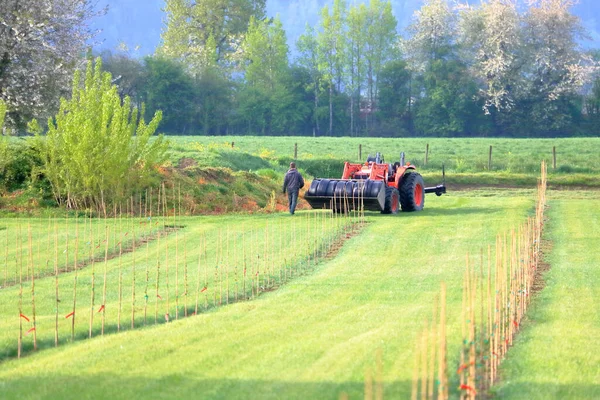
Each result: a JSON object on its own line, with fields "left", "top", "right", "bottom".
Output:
{"left": 2, "top": 0, "right": 600, "bottom": 138}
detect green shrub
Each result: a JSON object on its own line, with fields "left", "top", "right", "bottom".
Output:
{"left": 0, "top": 140, "right": 43, "bottom": 193}
{"left": 35, "top": 58, "right": 168, "bottom": 210}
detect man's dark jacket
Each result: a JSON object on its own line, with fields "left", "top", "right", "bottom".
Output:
{"left": 283, "top": 168, "right": 304, "bottom": 193}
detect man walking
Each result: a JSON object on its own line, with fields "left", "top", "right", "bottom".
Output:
{"left": 282, "top": 162, "right": 304, "bottom": 215}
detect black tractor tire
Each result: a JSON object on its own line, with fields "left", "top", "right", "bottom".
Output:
{"left": 399, "top": 172, "right": 425, "bottom": 212}
{"left": 381, "top": 187, "right": 400, "bottom": 214}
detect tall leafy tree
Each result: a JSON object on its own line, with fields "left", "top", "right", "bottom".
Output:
{"left": 458, "top": 0, "right": 521, "bottom": 114}
{"left": 346, "top": 3, "right": 368, "bottom": 136}
{"left": 144, "top": 56, "right": 196, "bottom": 134}
{"left": 36, "top": 58, "right": 167, "bottom": 211}
{"left": 318, "top": 0, "right": 347, "bottom": 135}
{"left": 297, "top": 24, "right": 324, "bottom": 136}
{"left": 376, "top": 59, "right": 411, "bottom": 136}
{"left": 0, "top": 0, "right": 100, "bottom": 130}
{"left": 159, "top": 0, "right": 266, "bottom": 73}
{"left": 363, "top": 0, "right": 397, "bottom": 133}
{"left": 100, "top": 50, "right": 146, "bottom": 109}
{"left": 403, "top": 0, "right": 456, "bottom": 71}
{"left": 239, "top": 16, "right": 292, "bottom": 134}
{"left": 519, "top": 0, "right": 593, "bottom": 134}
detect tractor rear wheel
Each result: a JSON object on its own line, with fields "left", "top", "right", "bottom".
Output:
{"left": 381, "top": 187, "right": 400, "bottom": 214}
{"left": 399, "top": 172, "right": 425, "bottom": 212}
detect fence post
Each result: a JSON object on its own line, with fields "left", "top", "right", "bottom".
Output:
{"left": 359, "top": 144, "right": 362, "bottom": 161}
{"left": 552, "top": 146, "right": 556, "bottom": 170}
{"left": 425, "top": 143, "right": 429, "bottom": 166}
{"left": 231, "top": 141, "right": 235, "bottom": 148}
{"left": 488, "top": 146, "right": 493, "bottom": 171}
{"left": 294, "top": 143, "right": 298, "bottom": 160}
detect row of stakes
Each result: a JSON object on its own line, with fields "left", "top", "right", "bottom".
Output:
{"left": 409, "top": 161, "right": 547, "bottom": 400}
{"left": 3, "top": 186, "right": 368, "bottom": 359}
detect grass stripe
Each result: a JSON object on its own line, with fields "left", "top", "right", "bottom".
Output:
{"left": 494, "top": 198, "right": 600, "bottom": 399}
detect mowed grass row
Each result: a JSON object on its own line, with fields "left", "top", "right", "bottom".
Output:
{"left": 169, "top": 136, "right": 600, "bottom": 176}
{"left": 0, "top": 215, "right": 167, "bottom": 286}
{"left": 0, "top": 193, "right": 533, "bottom": 399}
{"left": 495, "top": 198, "right": 600, "bottom": 399}
{"left": 0, "top": 211, "right": 344, "bottom": 360}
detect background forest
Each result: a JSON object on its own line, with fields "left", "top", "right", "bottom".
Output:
{"left": 3, "top": 0, "right": 600, "bottom": 138}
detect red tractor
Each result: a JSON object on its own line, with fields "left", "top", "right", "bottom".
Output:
{"left": 304, "top": 152, "right": 446, "bottom": 214}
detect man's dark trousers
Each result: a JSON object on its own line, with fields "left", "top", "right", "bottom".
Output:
{"left": 288, "top": 189, "right": 299, "bottom": 214}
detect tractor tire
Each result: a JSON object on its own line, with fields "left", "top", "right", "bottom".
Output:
{"left": 399, "top": 172, "right": 425, "bottom": 212}
{"left": 381, "top": 187, "right": 400, "bottom": 214}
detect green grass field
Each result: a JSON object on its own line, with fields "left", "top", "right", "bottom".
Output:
{"left": 1, "top": 136, "right": 599, "bottom": 399}
{"left": 494, "top": 199, "right": 600, "bottom": 399}
{"left": 0, "top": 192, "right": 533, "bottom": 399}
{"left": 168, "top": 136, "right": 600, "bottom": 176}
{"left": 0, "top": 212, "right": 345, "bottom": 361}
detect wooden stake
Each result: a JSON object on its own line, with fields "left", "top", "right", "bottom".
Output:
{"left": 175, "top": 229, "right": 179, "bottom": 320}
{"left": 89, "top": 214, "right": 96, "bottom": 338}
{"left": 28, "top": 224, "right": 37, "bottom": 350}
{"left": 72, "top": 217, "right": 79, "bottom": 341}
{"left": 131, "top": 222, "right": 137, "bottom": 329}
{"left": 102, "top": 224, "right": 109, "bottom": 335}
{"left": 54, "top": 219, "right": 59, "bottom": 347}
{"left": 183, "top": 230, "right": 188, "bottom": 317}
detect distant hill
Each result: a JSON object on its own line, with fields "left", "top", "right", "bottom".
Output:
{"left": 90, "top": 0, "right": 600, "bottom": 58}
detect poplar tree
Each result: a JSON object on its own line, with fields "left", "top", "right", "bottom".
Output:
{"left": 160, "top": 0, "right": 266, "bottom": 74}
{"left": 317, "top": 0, "right": 347, "bottom": 136}
{"left": 36, "top": 58, "right": 167, "bottom": 212}
{"left": 297, "top": 24, "right": 323, "bottom": 136}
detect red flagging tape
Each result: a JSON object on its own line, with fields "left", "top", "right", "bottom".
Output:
{"left": 456, "top": 361, "right": 474, "bottom": 374}
{"left": 65, "top": 311, "right": 75, "bottom": 319}
{"left": 460, "top": 384, "right": 477, "bottom": 395}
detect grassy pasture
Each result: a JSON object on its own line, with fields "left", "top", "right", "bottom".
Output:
{"left": 168, "top": 136, "right": 600, "bottom": 181}
{"left": 495, "top": 199, "right": 600, "bottom": 399}
{"left": 0, "top": 211, "right": 345, "bottom": 361}
{"left": 0, "top": 192, "right": 534, "bottom": 399}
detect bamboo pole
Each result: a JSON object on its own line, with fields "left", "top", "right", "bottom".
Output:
{"left": 54, "top": 219, "right": 59, "bottom": 347}
{"left": 89, "top": 214, "right": 96, "bottom": 338}
{"left": 131, "top": 223, "right": 137, "bottom": 329}
{"left": 438, "top": 282, "right": 448, "bottom": 400}
{"left": 17, "top": 219, "right": 23, "bottom": 358}
{"left": 71, "top": 216, "right": 79, "bottom": 341}
{"left": 183, "top": 231, "right": 188, "bottom": 317}
{"left": 155, "top": 231, "right": 161, "bottom": 325}
{"left": 195, "top": 234, "right": 202, "bottom": 315}
{"left": 28, "top": 224, "right": 37, "bottom": 351}
{"left": 102, "top": 224, "right": 109, "bottom": 335}
{"left": 175, "top": 228, "right": 179, "bottom": 320}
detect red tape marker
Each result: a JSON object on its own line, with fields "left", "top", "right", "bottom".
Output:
{"left": 157, "top": 294, "right": 163, "bottom": 300}
{"left": 65, "top": 311, "right": 75, "bottom": 319}
{"left": 513, "top": 320, "right": 519, "bottom": 328}
{"left": 460, "top": 384, "right": 477, "bottom": 395}
{"left": 456, "top": 361, "right": 474, "bottom": 374}
{"left": 26, "top": 327, "right": 36, "bottom": 336}
{"left": 97, "top": 305, "right": 105, "bottom": 313}
{"left": 200, "top": 287, "right": 207, "bottom": 293}
{"left": 19, "top": 313, "right": 30, "bottom": 322}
